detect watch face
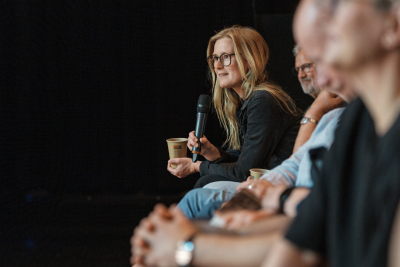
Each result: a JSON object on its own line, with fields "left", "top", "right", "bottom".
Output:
{"left": 175, "top": 250, "right": 192, "bottom": 266}
{"left": 175, "top": 241, "right": 194, "bottom": 266}
{"left": 301, "top": 117, "right": 308, "bottom": 124}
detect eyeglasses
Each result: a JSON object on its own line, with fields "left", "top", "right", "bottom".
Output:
{"left": 207, "top": 53, "right": 235, "bottom": 69}
{"left": 292, "top": 63, "right": 315, "bottom": 76}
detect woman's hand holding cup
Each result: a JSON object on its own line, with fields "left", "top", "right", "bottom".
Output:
{"left": 167, "top": 158, "right": 200, "bottom": 178}
{"left": 187, "top": 131, "right": 221, "bottom": 161}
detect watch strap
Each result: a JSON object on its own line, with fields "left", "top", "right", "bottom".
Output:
{"left": 301, "top": 117, "right": 318, "bottom": 125}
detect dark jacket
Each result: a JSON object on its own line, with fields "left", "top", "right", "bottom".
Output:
{"left": 199, "top": 90, "right": 302, "bottom": 182}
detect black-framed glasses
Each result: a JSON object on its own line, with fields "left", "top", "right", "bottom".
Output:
{"left": 292, "top": 63, "right": 315, "bottom": 76}
{"left": 207, "top": 53, "right": 235, "bottom": 69}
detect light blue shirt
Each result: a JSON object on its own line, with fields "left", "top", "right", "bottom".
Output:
{"left": 261, "top": 107, "right": 345, "bottom": 188}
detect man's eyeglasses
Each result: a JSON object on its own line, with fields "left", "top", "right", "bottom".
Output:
{"left": 207, "top": 53, "right": 235, "bottom": 69}
{"left": 292, "top": 63, "right": 315, "bottom": 76}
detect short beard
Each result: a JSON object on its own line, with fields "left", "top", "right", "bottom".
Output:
{"left": 301, "top": 79, "right": 320, "bottom": 98}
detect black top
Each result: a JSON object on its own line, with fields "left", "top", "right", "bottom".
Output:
{"left": 286, "top": 98, "right": 400, "bottom": 267}
{"left": 199, "top": 90, "right": 301, "bottom": 182}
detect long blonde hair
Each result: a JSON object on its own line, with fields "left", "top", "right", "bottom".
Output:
{"left": 207, "top": 25, "right": 300, "bottom": 150}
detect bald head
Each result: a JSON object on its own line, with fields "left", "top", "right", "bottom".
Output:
{"left": 293, "top": 0, "right": 331, "bottom": 62}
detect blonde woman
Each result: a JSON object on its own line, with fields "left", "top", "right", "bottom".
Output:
{"left": 168, "top": 25, "right": 302, "bottom": 188}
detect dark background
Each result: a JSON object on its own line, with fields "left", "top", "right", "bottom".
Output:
{"left": 2, "top": 0, "right": 311, "bottom": 197}
{"left": 1, "top": 1, "right": 312, "bottom": 266}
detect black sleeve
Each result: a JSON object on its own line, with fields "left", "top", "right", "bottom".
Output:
{"left": 199, "top": 94, "right": 292, "bottom": 182}
{"left": 213, "top": 147, "right": 241, "bottom": 163}
{"left": 285, "top": 165, "right": 327, "bottom": 256}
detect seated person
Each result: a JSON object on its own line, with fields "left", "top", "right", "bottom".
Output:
{"left": 130, "top": 60, "right": 355, "bottom": 267}
{"left": 191, "top": 45, "right": 325, "bottom": 194}
{"left": 293, "top": 45, "right": 321, "bottom": 100}
{"left": 263, "top": 0, "right": 400, "bottom": 266}
{"left": 177, "top": 74, "right": 350, "bottom": 219}
{"left": 292, "top": 45, "right": 323, "bottom": 153}
{"left": 167, "top": 25, "right": 302, "bottom": 188}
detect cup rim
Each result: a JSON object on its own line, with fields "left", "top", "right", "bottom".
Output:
{"left": 166, "top": 138, "right": 188, "bottom": 142}
{"left": 250, "top": 168, "right": 270, "bottom": 174}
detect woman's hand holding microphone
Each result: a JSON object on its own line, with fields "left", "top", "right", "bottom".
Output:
{"left": 187, "top": 131, "right": 220, "bottom": 161}
{"left": 167, "top": 131, "right": 221, "bottom": 178}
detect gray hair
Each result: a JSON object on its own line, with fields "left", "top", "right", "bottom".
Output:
{"left": 292, "top": 45, "right": 301, "bottom": 57}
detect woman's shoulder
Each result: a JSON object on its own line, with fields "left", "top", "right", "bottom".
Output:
{"left": 248, "top": 89, "right": 275, "bottom": 103}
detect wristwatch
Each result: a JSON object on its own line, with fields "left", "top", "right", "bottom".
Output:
{"left": 175, "top": 234, "right": 196, "bottom": 267}
{"left": 300, "top": 117, "right": 318, "bottom": 125}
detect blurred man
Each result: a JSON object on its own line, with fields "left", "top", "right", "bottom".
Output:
{"left": 263, "top": 0, "right": 400, "bottom": 266}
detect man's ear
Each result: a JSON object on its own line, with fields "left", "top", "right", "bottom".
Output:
{"left": 382, "top": 3, "right": 400, "bottom": 50}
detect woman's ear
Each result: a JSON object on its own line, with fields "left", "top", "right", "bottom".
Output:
{"left": 382, "top": 3, "right": 400, "bottom": 50}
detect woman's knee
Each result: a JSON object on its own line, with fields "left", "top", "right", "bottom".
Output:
{"left": 194, "top": 175, "right": 231, "bottom": 188}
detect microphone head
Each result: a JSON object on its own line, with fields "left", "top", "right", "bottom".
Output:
{"left": 197, "top": 94, "right": 211, "bottom": 113}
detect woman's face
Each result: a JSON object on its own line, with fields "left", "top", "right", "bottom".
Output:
{"left": 324, "top": 0, "right": 387, "bottom": 70}
{"left": 213, "top": 38, "right": 243, "bottom": 90}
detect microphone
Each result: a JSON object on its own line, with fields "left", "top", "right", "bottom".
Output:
{"left": 192, "top": 94, "right": 211, "bottom": 163}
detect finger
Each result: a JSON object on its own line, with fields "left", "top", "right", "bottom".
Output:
{"left": 134, "top": 224, "right": 153, "bottom": 244}
{"left": 223, "top": 216, "right": 234, "bottom": 230}
{"left": 218, "top": 212, "right": 232, "bottom": 223}
{"left": 148, "top": 211, "right": 169, "bottom": 228}
{"left": 133, "top": 238, "right": 151, "bottom": 257}
{"left": 254, "top": 185, "right": 266, "bottom": 198}
{"left": 143, "top": 218, "right": 155, "bottom": 231}
{"left": 137, "top": 217, "right": 150, "bottom": 229}
{"left": 133, "top": 255, "right": 147, "bottom": 265}
{"left": 130, "top": 255, "right": 140, "bottom": 266}
{"left": 167, "top": 165, "right": 177, "bottom": 175}
{"left": 144, "top": 254, "right": 157, "bottom": 267}
{"left": 236, "top": 180, "right": 251, "bottom": 191}
{"left": 226, "top": 216, "right": 243, "bottom": 231}
{"left": 199, "top": 136, "right": 208, "bottom": 143}
{"left": 130, "top": 255, "right": 135, "bottom": 265}
{"left": 169, "top": 158, "right": 181, "bottom": 164}
{"left": 132, "top": 237, "right": 148, "bottom": 251}
{"left": 132, "top": 257, "right": 146, "bottom": 267}
{"left": 167, "top": 163, "right": 174, "bottom": 172}
{"left": 187, "top": 138, "right": 197, "bottom": 148}
{"left": 154, "top": 203, "right": 173, "bottom": 220}
{"left": 189, "top": 131, "right": 196, "bottom": 138}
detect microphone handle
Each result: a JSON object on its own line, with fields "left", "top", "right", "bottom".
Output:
{"left": 192, "top": 112, "right": 207, "bottom": 161}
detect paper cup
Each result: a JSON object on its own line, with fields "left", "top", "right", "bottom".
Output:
{"left": 166, "top": 138, "right": 188, "bottom": 168}
{"left": 250, "top": 168, "right": 270, "bottom": 180}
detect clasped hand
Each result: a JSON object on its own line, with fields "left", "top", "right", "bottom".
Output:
{"left": 131, "top": 204, "right": 197, "bottom": 267}
{"left": 236, "top": 177, "right": 274, "bottom": 199}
